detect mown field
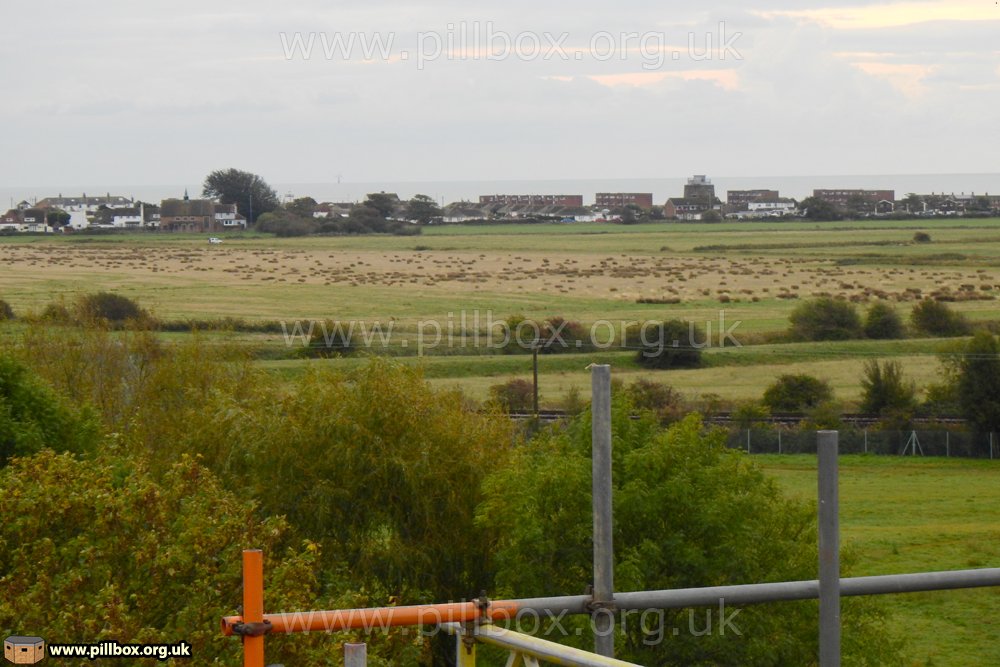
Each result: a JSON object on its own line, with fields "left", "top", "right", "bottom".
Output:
{"left": 759, "top": 455, "right": 1000, "bottom": 667}
{"left": 4, "top": 218, "right": 1000, "bottom": 408}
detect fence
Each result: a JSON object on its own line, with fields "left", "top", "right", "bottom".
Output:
{"left": 727, "top": 428, "right": 998, "bottom": 458}
{"left": 222, "top": 366, "right": 1000, "bottom": 667}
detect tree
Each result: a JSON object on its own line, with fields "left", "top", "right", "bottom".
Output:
{"left": 910, "top": 299, "right": 971, "bottom": 337}
{"left": 789, "top": 297, "right": 863, "bottom": 341}
{"left": 488, "top": 378, "right": 535, "bottom": 413}
{"left": 0, "top": 354, "right": 99, "bottom": 466}
{"left": 476, "top": 412, "right": 902, "bottom": 665}
{"left": 629, "top": 320, "right": 705, "bottom": 369}
{"left": 912, "top": 231, "right": 931, "bottom": 243}
{"left": 902, "top": 193, "right": 924, "bottom": 213}
{"left": 799, "top": 196, "right": 843, "bottom": 221}
{"left": 405, "top": 194, "right": 442, "bottom": 224}
{"left": 202, "top": 168, "right": 279, "bottom": 223}
{"left": 701, "top": 209, "right": 723, "bottom": 222}
{"left": 0, "top": 451, "right": 347, "bottom": 666}
{"left": 860, "top": 360, "right": 917, "bottom": 417}
{"left": 363, "top": 192, "right": 399, "bottom": 219}
{"left": 45, "top": 209, "right": 71, "bottom": 229}
{"left": 763, "top": 373, "right": 834, "bottom": 412}
{"left": 955, "top": 331, "right": 1000, "bottom": 433}
{"left": 864, "top": 301, "right": 905, "bottom": 339}
{"left": 76, "top": 292, "right": 149, "bottom": 324}
{"left": 285, "top": 196, "right": 318, "bottom": 218}
{"left": 845, "top": 193, "right": 872, "bottom": 218}
{"left": 255, "top": 209, "right": 319, "bottom": 237}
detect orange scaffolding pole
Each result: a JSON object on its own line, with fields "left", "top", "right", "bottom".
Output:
{"left": 241, "top": 550, "right": 265, "bottom": 667}
{"left": 222, "top": 599, "right": 520, "bottom": 636}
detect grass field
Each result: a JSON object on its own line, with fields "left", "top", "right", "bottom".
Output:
{"left": 4, "top": 219, "right": 1000, "bottom": 409}
{"left": 757, "top": 455, "right": 1000, "bottom": 666}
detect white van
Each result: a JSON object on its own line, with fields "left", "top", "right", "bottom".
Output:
{"left": 208, "top": 237, "right": 223, "bottom": 244}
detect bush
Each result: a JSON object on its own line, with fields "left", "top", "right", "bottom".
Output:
{"left": 630, "top": 319, "right": 705, "bottom": 369}
{"left": 0, "top": 299, "right": 14, "bottom": 321}
{"left": 913, "top": 231, "right": 931, "bottom": 243}
{"left": 763, "top": 374, "right": 834, "bottom": 412}
{"left": 77, "top": 292, "right": 149, "bottom": 324}
{"left": 625, "top": 378, "right": 683, "bottom": 421}
{"left": 39, "top": 302, "right": 73, "bottom": 323}
{"left": 788, "top": 297, "right": 863, "bottom": 341}
{"left": 0, "top": 354, "right": 99, "bottom": 466}
{"left": 860, "top": 359, "right": 917, "bottom": 417}
{"left": 864, "top": 301, "right": 905, "bottom": 339}
{"left": 476, "top": 413, "right": 902, "bottom": 665}
{"left": 910, "top": 298, "right": 971, "bottom": 337}
{"left": 954, "top": 332, "right": 1000, "bottom": 433}
{"left": 489, "top": 378, "right": 535, "bottom": 413}
{"left": 298, "top": 319, "right": 356, "bottom": 357}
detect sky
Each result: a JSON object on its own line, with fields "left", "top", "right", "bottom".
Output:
{"left": 1, "top": 1, "right": 998, "bottom": 188}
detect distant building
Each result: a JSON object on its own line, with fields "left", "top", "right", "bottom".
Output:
{"left": 813, "top": 189, "right": 895, "bottom": 210}
{"left": 160, "top": 192, "right": 243, "bottom": 232}
{"left": 664, "top": 175, "right": 723, "bottom": 220}
{"left": 595, "top": 193, "right": 654, "bottom": 210}
{"left": 36, "top": 193, "right": 134, "bottom": 229}
{"left": 479, "top": 194, "right": 584, "bottom": 207}
{"left": 727, "top": 189, "right": 780, "bottom": 210}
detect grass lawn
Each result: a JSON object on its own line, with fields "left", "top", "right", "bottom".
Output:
{"left": 757, "top": 455, "right": 1000, "bottom": 666}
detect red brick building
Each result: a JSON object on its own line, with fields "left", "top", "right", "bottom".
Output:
{"left": 595, "top": 192, "right": 654, "bottom": 210}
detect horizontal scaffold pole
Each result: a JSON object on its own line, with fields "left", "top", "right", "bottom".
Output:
{"left": 221, "top": 567, "right": 1000, "bottom": 636}
{"left": 442, "top": 622, "right": 642, "bottom": 667}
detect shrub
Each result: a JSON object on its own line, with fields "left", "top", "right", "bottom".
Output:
{"left": 913, "top": 231, "right": 931, "bottom": 243}
{"left": 788, "top": 297, "right": 862, "bottom": 341}
{"left": 860, "top": 359, "right": 917, "bottom": 417}
{"left": 539, "top": 316, "right": 591, "bottom": 354}
{"left": 0, "top": 354, "right": 99, "bottom": 466}
{"left": 763, "top": 374, "right": 834, "bottom": 412}
{"left": 77, "top": 291, "right": 148, "bottom": 324}
{"left": 0, "top": 299, "right": 14, "bottom": 321}
{"left": 39, "top": 302, "right": 73, "bottom": 323}
{"left": 954, "top": 332, "right": 1000, "bottom": 433}
{"left": 489, "top": 378, "right": 535, "bottom": 413}
{"left": 625, "top": 378, "right": 683, "bottom": 421}
{"left": 476, "top": 413, "right": 902, "bottom": 665}
{"left": 910, "top": 298, "right": 971, "bottom": 337}
{"left": 864, "top": 301, "right": 905, "bottom": 339}
{"left": 629, "top": 319, "right": 705, "bottom": 369}
{"left": 298, "top": 319, "right": 355, "bottom": 357}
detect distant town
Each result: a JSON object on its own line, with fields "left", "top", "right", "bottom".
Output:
{"left": 2, "top": 174, "right": 999, "bottom": 234}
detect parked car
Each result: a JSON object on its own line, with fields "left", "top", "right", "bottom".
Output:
{"left": 208, "top": 237, "right": 222, "bottom": 244}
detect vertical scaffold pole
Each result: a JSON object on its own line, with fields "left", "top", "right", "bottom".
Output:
{"left": 344, "top": 642, "right": 367, "bottom": 667}
{"left": 243, "top": 549, "right": 265, "bottom": 667}
{"left": 591, "top": 364, "right": 615, "bottom": 657}
{"left": 817, "top": 431, "right": 841, "bottom": 667}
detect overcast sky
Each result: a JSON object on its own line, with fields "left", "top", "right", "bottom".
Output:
{"left": 1, "top": 1, "right": 997, "bottom": 187}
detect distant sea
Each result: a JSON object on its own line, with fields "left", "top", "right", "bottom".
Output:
{"left": 3, "top": 173, "right": 1000, "bottom": 208}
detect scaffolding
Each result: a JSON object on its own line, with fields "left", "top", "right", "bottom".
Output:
{"left": 221, "top": 366, "right": 1000, "bottom": 666}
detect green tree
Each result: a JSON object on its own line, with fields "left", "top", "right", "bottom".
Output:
{"left": 0, "top": 451, "right": 355, "bottom": 666}
{"left": 799, "top": 196, "right": 843, "bottom": 221}
{"left": 860, "top": 360, "right": 917, "bottom": 417}
{"left": 0, "top": 354, "right": 99, "bottom": 466}
{"left": 405, "top": 194, "right": 442, "bottom": 224}
{"left": 629, "top": 320, "right": 705, "bottom": 369}
{"left": 45, "top": 209, "right": 71, "bottom": 228}
{"left": 955, "top": 331, "right": 1000, "bottom": 433}
{"left": 202, "top": 168, "right": 279, "bottom": 223}
{"left": 476, "top": 411, "right": 902, "bottom": 665}
{"left": 902, "top": 193, "right": 924, "bottom": 213}
{"left": 864, "top": 301, "right": 905, "bottom": 339}
{"left": 255, "top": 209, "right": 319, "bottom": 237}
{"left": 76, "top": 292, "right": 149, "bottom": 324}
{"left": 285, "top": 196, "right": 318, "bottom": 218}
{"left": 363, "top": 192, "right": 399, "bottom": 219}
{"left": 763, "top": 374, "right": 834, "bottom": 412}
{"left": 789, "top": 297, "right": 863, "bottom": 341}
{"left": 845, "top": 193, "right": 872, "bottom": 218}
{"left": 910, "top": 298, "right": 971, "bottom": 337}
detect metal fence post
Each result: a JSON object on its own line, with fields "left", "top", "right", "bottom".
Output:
{"left": 591, "top": 364, "right": 615, "bottom": 658}
{"left": 344, "top": 643, "right": 367, "bottom": 667}
{"left": 242, "top": 550, "right": 265, "bottom": 667}
{"left": 817, "top": 431, "right": 841, "bottom": 667}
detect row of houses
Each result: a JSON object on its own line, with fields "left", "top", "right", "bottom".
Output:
{"left": 0, "top": 191, "right": 247, "bottom": 233}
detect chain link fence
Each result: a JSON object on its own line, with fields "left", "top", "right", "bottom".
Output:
{"left": 726, "top": 428, "right": 999, "bottom": 459}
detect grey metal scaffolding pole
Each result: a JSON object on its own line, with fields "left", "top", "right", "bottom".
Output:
{"left": 817, "top": 430, "right": 841, "bottom": 667}
{"left": 591, "top": 364, "right": 615, "bottom": 657}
